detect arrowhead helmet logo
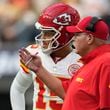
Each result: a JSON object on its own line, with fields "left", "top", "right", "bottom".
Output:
{"left": 53, "top": 13, "right": 71, "bottom": 25}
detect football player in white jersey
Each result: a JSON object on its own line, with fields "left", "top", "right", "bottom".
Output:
{"left": 10, "top": 3, "right": 82, "bottom": 110}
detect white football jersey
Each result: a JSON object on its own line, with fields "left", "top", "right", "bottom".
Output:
{"left": 24, "top": 44, "right": 82, "bottom": 110}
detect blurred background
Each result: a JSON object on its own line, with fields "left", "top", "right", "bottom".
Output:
{"left": 0, "top": 0, "right": 110, "bottom": 110}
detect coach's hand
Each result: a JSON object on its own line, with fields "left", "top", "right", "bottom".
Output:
{"left": 19, "top": 48, "right": 42, "bottom": 73}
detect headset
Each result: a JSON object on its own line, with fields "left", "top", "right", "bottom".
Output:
{"left": 86, "top": 17, "right": 102, "bottom": 32}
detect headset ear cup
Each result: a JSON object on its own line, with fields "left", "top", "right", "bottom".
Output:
{"left": 86, "top": 17, "right": 102, "bottom": 32}
{"left": 86, "top": 23, "right": 95, "bottom": 32}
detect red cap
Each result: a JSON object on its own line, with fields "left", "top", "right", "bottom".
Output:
{"left": 66, "top": 16, "right": 109, "bottom": 40}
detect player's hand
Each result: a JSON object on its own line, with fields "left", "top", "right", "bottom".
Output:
{"left": 19, "top": 48, "right": 42, "bottom": 73}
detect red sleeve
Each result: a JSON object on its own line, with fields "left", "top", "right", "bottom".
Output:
{"left": 62, "top": 77, "right": 73, "bottom": 93}
{"left": 99, "top": 65, "right": 110, "bottom": 109}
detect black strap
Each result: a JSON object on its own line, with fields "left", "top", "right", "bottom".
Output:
{"left": 86, "top": 17, "right": 102, "bottom": 32}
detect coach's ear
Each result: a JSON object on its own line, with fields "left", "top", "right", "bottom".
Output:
{"left": 87, "top": 34, "right": 95, "bottom": 45}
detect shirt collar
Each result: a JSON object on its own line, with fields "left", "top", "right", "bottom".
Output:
{"left": 80, "top": 44, "right": 110, "bottom": 64}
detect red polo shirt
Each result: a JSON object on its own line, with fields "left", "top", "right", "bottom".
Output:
{"left": 62, "top": 44, "right": 110, "bottom": 110}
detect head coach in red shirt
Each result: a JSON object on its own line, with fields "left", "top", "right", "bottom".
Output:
{"left": 61, "top": 16, "right": 110, "bottom": 110}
